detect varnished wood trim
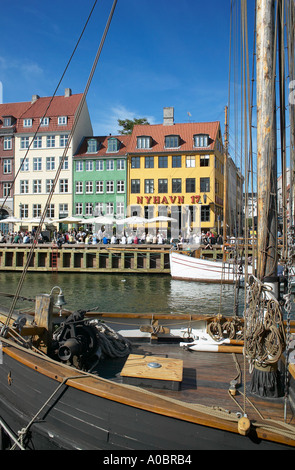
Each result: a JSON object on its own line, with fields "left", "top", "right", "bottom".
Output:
{"left": 2, "top": 340, "right": 295, "bottom": 447}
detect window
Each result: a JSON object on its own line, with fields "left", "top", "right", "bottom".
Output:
{"left": 158, "top": 179, "right": 168, "bottom": 193}
{"left": 194, "top": 134, "right": 209, "bottom": 148}
{"left": 20, "top": 137, "right": 29, "bottom": 149}
{"left": 96, "top": 160, "right": 104, "bottom": 171}
{"left": 60, "top": 134, "right": 69, "bottom": 147}
{"left": 87, "top": 139, "right": 98, "bottom": 153}
{"left": 172, "top": 155, "right": 181, "bottom": 168}
{"left": 46, "top": 204, "right": 55, "bottom": 218}
{"left": 20, "top": 180, "right": 29, "bottom": 194}
{"left": 59, "top": 156, "right": 69, "bottom": 170}
{"left": 3, "top": 183, "right": 11, "bottom": 197}
{"left": 116, "top": 202, "right": 124, "bottom": 217}
{"left": 106, "top": 202, "right": 114, "bottom": 215}
{"left": 3, "top": 159, "right": 11, "bottom": 174}
{"left": 46, "top": 135, "right": 55, "bottom": 148}
{"left": 86, "top": 160, "right": 93, "bottom": 171}
{"left": 94, "top": 202, "right": 103, "bottom": 216}
{"left": 33, "top": 180, "right": 42, "bottom": 193}
{"left": 75, "top": 182, "right": 83, "bottom": 194}
{"left": 106, "top": 181, "right": 114, "bottom": 193}
{"left": 40, "top": 117, "right": 49, "bottom": 126}
{"left": 117, "top": 180, "right": 125, "bottom": 193}
{"left": 76, "top": 161, "right": 83, "bottom": 171}
{"left": 165, "top": 135, "right": 179, "bottom": 148}
{"left": 200, "top": 155, "right": 210, "bottom": 166}
{"left": 107, "top": 138, "right": 119, "bottom": 152}
{"left": 186, "top": 156, "right": 195, "bottom": 168}
{"left": 58, "top": 116, "right": 67, "bottom": 125}
{"left": 145, "top": 179, "right": 154, "bottom": 193}
{"left": 46, "top": 179, "right": 54, "bottom": 193}
{"left": 158, "top": 156, "right": 168, "bottom": 168}
{"left": 172, "top": 178, "right": 182, "bottom": 193}
{"left": 75, "top": 203, "right": 83, "bottom": 216}
{"left": 186, "top": 178, "right": 195, "bottom": 192}
{"left": 59, "top": 179, "right": 69, "bottom": 193}
{"left": 33, "top": 204, "right": 41, "bottom": 217}
{"left": 20, "top": 158, "right": 29, "bottom": 172}
{"left": 4, "top": 137, "right": 12, "bottom": 150}
{"left": 3, "top": 117, "right": 12, "bottom": 127}
{"left": 201, "top": 205, "right": 210, "bottom": 222}
{"left": 23, "top": 118, "right": 32, "bottom": 127}
{"left": 33, "top": 136, "right": 42, "bottom": 148}
{"left": 131, "top": 157, "right": 140, "bottom": 169}
{"left": 20, "top": 204, "right": 28, "bottom": 218}
{"left": 46, "top": 157, "right": 55, "bottom": 171}
{"left": 145, "top": 156, "right": 154, "bottom": 168}
{"left": 200, "top": 177, "right": 210, "bottom": 192}
{"left": 137, "top": 136, "right": 151, "bottom": 149}
{"left": 85, "top": 181, "right": 93, "bottom": 193}
{"left": 131, "top": 179, "right": 140, "bottom": 193}
{"left": 33, "top": 157, "right": 42, "bottom": 171}
{"left": 117, "top": 159, "right": 125, "bottom": 170}
{"left": 59, "top": 203, "right": 68, "bottom": 218}
{"left": 96, "top": 181, "right": 104, "bottom": 193}
{"left": 85, "top": 203, "right": 93, "bottom": 216}
{"left": 106, "top": 159, "right": 114, "bottom": 171}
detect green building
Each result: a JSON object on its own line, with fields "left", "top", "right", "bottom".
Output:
{"left": 73, "top": 135, "right": 130, "bottom": 223}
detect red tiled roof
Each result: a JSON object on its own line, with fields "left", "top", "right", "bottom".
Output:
{"left": 0, "top": 93, "right": 83, "bottom": 134}
{"left": 74, "top": 134, "right": 131, "bottom": 158}
{"left": 129, "top": 121, "right": 221, "bottom": 153}
{"left": 18, "top": 93, "right": 83, "bottom": 133}
{"left": 0, "top": 102, "right": 31, "bottom": 129}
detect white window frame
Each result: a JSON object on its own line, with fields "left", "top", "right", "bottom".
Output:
{"left": 20, "top": 180, "right": 29, "bottom": 194}
{"left": 46, "top": 135, "right": 55, "bottom": 148}
{"left": 59, "top": 179, "right": 69, "bottom": 193}
{"left": 96, "top": 181, "right": 104, "bottom": 193}
{"left": 33, "top": 157, "right": 42, "bottom": 171}
{"left": 3, "top": 159, "right": 12, "bottom": 174}
{"left": 4, "top": 137, "right": 12, "bottom": 150}
{"left": 46, "top": 156, "right": 55, "bottom": 171}
{"left": 75, "top": 181, "right": 83, "bottom": 194}
{"left": 58, "top": 116, "right": 67, "bottom": 125}
{"left": 96, "top": 160, "right": 104, "bottom": 171}
{"left": 117, "top": 180, "right": 125, "bottom": 193}
{"left": 106, "top": 181, "right": 114, "bottom": 193}
{"left": 33, "top": 136, "right": 42, "bottom": 148}
{"left": 33, "top": 180, "right": 42, "bottom": 193}
{"left": 85, "top": 181, "right": 93, "bottom": 194}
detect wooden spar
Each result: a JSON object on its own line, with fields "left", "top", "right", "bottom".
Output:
{"left": 256, "top": 0, "right": 278, "bottom": 288}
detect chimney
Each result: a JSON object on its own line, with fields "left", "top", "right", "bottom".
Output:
{"left": 163, "top": 107, "right": 174, "bottom": 126}
{"left": 31, "top": 94, "right": 40, "bottom": 104}
{"left": 65, "top": 88, "right": 72, "bottom": 97}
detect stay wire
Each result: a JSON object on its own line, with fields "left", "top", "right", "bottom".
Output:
{"left": 2, "top": 0, "right": 118, "bottom": 331}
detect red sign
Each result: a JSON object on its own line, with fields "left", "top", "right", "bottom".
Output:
{"left": 136, "top": 195, "right": 201, "bottom": 205}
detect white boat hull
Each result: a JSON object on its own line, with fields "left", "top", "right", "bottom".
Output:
{"left": 169, "top": 251, "right": 251, "bottom": 283}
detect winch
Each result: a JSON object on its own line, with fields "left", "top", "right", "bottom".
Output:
{"left": 51, "top": 310, "right": 131, "bottom": 370}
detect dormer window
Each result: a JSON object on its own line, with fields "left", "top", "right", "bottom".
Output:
{"left": 107, "top": 137, "right": 120, "bottom": 152}
{"left": 194, "top": 134, "right": 209, "bottom": 148}
{"left": 87, "top": 138, "right": 98, "bottom": 153}
{"left": 40, "top": 117, "right": 49, "bottom": 126}
{"left": 3, "top": 117, "right": 12, "bottom": 127}
{"left": 23, "top": 118, "right": 32, "bottom": 127}
{"left": 165, "top": 134, "right": 179, "bottom": 148}
{"left": 137, "top": 136, "right": 151, "bottom": 149}
{"left": 58, "top": 116, "right": 67, "bottom": 125}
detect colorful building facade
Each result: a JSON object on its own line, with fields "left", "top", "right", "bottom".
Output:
{"left": 73, "top": 135, "right": 130, "bottom": 220}
{"left": 127, "top": 108, "right": 225, "bottom": 236}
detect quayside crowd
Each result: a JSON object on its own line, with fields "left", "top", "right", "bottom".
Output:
{"left": 0, "top": 228, "right": 223, "bottom": 249}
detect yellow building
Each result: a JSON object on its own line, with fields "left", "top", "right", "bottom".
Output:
{"left": 127, "top": 108, "right": 225, "bottom": 238}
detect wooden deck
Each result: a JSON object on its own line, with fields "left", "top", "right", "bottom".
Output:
{"left": 97, "top": 340, "right": 293, "bottom": 426}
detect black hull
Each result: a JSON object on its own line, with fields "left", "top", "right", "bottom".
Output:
{"left": 0, "top": 345, "right": 293, "bottom": 451}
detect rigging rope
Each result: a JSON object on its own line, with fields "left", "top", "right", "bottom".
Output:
{"left": 0, "top": 0, "right": 118, "bottom": 335}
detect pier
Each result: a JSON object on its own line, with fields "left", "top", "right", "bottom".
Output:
{"left": 0, "top": 243, "right": 248, "bottom": 274}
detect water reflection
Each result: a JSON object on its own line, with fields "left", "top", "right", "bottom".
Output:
{"left": 0, "top": 271, "right": 242, "bottom": 316}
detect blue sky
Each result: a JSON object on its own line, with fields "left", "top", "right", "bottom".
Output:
{"left": 0, "top": 0, "right": 236, "bottom": 137}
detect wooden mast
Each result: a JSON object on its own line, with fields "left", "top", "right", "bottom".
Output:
{"left": 256, "top": 0, "right": 278, "bottom": 293}
{"left": 223, "top": 105, "right": 228, "bottom": 244}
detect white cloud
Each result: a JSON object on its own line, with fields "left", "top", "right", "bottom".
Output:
{"left": 91, "top": 104, "right": 156, "bottom": 136}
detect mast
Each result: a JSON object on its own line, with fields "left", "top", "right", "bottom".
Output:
{"left": 256, "top": 0, "right": 278, "bottom": 294}
{"left": 223, "top": 105, "right": 228, "bottom": 244}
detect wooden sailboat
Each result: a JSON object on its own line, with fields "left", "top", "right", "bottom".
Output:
{"left": 1, "top": 0, "right": 295, "bottom": 451}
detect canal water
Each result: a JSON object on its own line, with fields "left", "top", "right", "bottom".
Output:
{"left": 0, "top": 271, "right": 244, "bottom": 317}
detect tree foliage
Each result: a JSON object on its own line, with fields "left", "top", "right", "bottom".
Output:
{"left": 117, "top": 117, "right": 150, "bottom": 134}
